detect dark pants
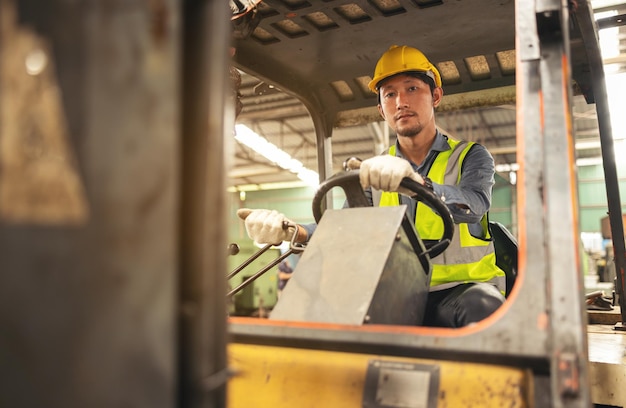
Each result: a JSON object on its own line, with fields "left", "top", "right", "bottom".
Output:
{"left": 422, "top": 283, "right": 505, "bottom": 328}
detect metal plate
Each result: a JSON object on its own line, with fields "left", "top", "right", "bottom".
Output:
{"left": 270, "top": 206, "right": 431, "bottom": 325}
{"left": 362, "top": 360, "right": 440, "bottom": 408}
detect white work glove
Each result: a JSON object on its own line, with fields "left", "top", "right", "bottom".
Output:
{"left": 237, "top": 208, "right": 295, "bottom": 245}
{"left": 359, "top": 155, "right": 425, "bottom": 196}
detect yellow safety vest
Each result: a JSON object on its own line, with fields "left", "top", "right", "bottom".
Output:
{"left": 379, "top": 140, "right": 506, "bottom": 292}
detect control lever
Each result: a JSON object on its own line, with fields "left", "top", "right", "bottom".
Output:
{"left": 227, "top": 219, "right": 304, "bottom": 298}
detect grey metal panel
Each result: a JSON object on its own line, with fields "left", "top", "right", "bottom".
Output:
{"left": 270, "top": 206, "right": 430, "bottom": 325}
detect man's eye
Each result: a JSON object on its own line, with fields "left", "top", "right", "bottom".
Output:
{"left": 384, "top": 92, "right": 395, "bottom": 98}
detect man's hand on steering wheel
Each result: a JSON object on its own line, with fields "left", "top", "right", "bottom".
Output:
{"left": 359, "top": 155, "right": 426, "bottom": 196}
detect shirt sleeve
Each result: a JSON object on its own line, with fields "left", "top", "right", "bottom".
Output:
{"left": 431, "top": 144, "right": 495, "bottom": 224}
{"left": 301, "top": 222, "right": 317, "bottom": 241}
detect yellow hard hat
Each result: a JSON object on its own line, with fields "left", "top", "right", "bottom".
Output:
{"left": 368, "top": 45, "right": 442, "bottom": 93}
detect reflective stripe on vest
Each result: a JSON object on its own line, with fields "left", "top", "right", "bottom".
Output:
{"left": 379, "top": 140, "right": 506, "bottom": 292}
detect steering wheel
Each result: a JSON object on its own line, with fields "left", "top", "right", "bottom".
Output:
{"left": 311, "top": 170, "right": 454, "bottom": 259}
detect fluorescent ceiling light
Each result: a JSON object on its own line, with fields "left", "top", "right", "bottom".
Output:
{"left": 234, "top": 124, "right": 319, "bottom": 187}
{"left": 227, "top": 180, "right": 314, "bottom": 192}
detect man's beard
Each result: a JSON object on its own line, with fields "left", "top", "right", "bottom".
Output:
{"left": 396, "top": 123, "right": 423, "bottom": 138}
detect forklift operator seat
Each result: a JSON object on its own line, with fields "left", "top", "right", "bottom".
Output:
{"left": 489, "top": 221, "right": 519, "bottom": 297}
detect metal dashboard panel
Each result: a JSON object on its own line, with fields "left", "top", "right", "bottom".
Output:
{"left": 269, "top": 206, "right": 431, "bottom": 326}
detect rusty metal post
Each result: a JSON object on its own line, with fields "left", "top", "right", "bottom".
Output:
{"left": 178, "top": 1, "right": 232, "bottom": 407}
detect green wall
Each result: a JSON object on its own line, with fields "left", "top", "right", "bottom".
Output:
{"left": 491, "top": 173, "right": 515, "bottom": 234}
{"left": 577, "top": 164, "right": 626, "bottom": 233}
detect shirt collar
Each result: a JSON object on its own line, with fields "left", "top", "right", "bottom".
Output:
{"left": 431, "top": 130, "right": 451, "bottom": 152}
{"left": 394, "top": 129, "right": 450, "bottom": 161}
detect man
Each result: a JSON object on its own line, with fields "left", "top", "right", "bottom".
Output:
{"left": 276, "top": 259, "right": 293, "bottom": 298}
{"left": 238, "top": 45, "right": 506, "bottom": 328}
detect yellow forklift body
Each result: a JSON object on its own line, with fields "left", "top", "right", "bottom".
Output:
{"left": 228, "top": 342, "right": 532, "bottom": 407}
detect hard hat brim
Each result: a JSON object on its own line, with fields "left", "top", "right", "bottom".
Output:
{"left": 368, "top": 70, "right": 439, "bottom": 93}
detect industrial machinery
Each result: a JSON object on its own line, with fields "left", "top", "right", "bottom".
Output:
{"left": 227, "top": 1, "right": 626, "bottom": 407}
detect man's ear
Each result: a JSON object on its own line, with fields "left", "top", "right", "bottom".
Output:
{"left": 433, "top": 87, "right": 444, "bottom": 108}
{"left": 377, "top": 104, "right": 385, "bottom": 119}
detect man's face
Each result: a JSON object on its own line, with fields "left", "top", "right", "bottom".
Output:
{"left": 377, "top": 74, "right": 442, "bottom": 138}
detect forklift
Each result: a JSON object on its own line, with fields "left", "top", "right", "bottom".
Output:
{"left": 0, "top": 0, "right": 625, "bottom": 407}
